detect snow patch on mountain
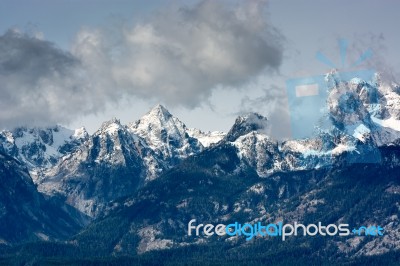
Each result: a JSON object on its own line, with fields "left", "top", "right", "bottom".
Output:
{"left": 0, "top": 125, "right": 89, "bottom": 170}
{"left": 187, "top": 128, "right": 225, "bottom": 147}
{"left": 73, "top": 127, "right": 89, "bottom": 139}
{"left": 372, "top": 116, "right": 400, "bottom": 131}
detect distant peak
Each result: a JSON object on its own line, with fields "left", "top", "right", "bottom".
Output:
{"left": 73, "top": 127, "right": 89, "bottom": 140}
{"left": 146, "top": 104, "right": 172, "bottom": 120}
{"left": 152, "top": 104, "right": 167, "bottom": 111}
{"left": 130, "top": 104, "right": 191, "bottom": 144}
{"left": 103, "top": 117, "right": 121, "bottom": 125}
{"left": 98, "top": 118, "right": 123, "bottom": 135}
{"left": 236, "top": 113, "right": 268, "bottom": 126}
{"left": 226, "top": 113, "right": 269, "bottom": 142}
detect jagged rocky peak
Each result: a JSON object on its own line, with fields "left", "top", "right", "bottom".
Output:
{"left": 0, "top": 125, "right": 89, "bottom": 169}
{"left": 322, "top": 71, "right": 400, "bottom": 145}
{"left": 128, "top": 104, "right": 203, "bottom": 165}
{"left": 143, "top": 105, "right": 225, "bottom": 147}
{"left": 73, "top": 126, "right": 89, "bottom": 140}
{"left": 39, "top": 118, "right": 149, "bottom": 218}
{"left": 11, "top": 125, "right": 86, "bottom": 145}
{"left": 327, "top": 78, "right": 373, "bottom": 130}
{"left": 147, "top": 104, "right": 173, "bottom": 121}
{"left": 97, "top": 117, "right": 124, "bottom": 136}
{"left": 131, "top": 104, "right": 181, "bottom": 134}
{"left": 87, "top": 118, "right": 138, "bottom": 164}
{"left": 130, "top": 104, "right": 180, "bottom": 133}
{"left": 225, "top": 113, "right": 269, "bottom": 142}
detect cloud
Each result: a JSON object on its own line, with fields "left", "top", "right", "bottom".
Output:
{"left": 0, "top": 0, "right": 284, "bottom": 129}
{"left": 0, "top": 30, "right": 100, "bottom": 128}
{"left": 239, "top": 85, "right": 290, "bottom": 140}
{"left": 72, "top": 0, "right": 284, "bottom": 107}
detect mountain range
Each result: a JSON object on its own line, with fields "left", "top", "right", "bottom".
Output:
{"left": 0, "top": 72, "right": 399, "bottom": 264}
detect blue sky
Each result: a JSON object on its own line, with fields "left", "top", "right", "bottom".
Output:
{"left": 0, "top": 0, "right": 173, "bottom": 49}
{"left": 1, "top": 0, "right": 399, "bottom": 138}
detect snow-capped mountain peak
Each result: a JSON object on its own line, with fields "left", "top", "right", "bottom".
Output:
{"left": 147, "top": 104, "right": 173, "bottom": 121}
{"left": 225, "top": 112, "right": 269, "bottom": 142}
{"left": 325, "top": 72, "right": 400, "bottom": 146}
{"left": 131, "top": 105, "right": 181, "bottom": 134}
{"left": 129, "top": 105, "right": 203, "bottom": 165}
{"left": 0, "top": 125, "right": 89, "bottom": 170}
{"left": 73, "top": 127, "right": 89, "bottom": 140}
{"left": 97, "top": 118, "right": 124, "bottom": 136}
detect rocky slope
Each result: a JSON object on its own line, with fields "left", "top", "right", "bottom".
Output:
{"left": 37, "top": 119, "right": 153, "bottom": 218}
{"left": 37, "top": 106, "right": 221, "bottom": 218}
{"left": 0, "top": 152, "right": 85, "bottom": 244}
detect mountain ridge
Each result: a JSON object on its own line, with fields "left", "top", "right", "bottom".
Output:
{"left": 0, "top": 72, "right": 399, "bottom": 263}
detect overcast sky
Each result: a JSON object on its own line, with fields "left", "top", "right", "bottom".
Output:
{"left": 1, "top": 0, "right": 399, "bottom": 139}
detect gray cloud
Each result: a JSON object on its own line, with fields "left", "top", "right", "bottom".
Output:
{"left": 239, "top": 85, "right": 291, "bottom": 140}
{"left": 0, "top": 30, "right": 100, "bottom": 128}
{"left": 72, "top": 0, "right": 284, "bottom": 106}
{"left": 0, "top": 0, "right": 284, "bottom": 129}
